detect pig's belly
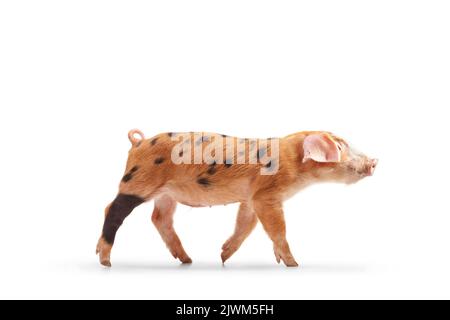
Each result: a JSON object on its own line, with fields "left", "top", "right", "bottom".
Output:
{"left": 159, "top": 178, "right": 252, "bottom": 207}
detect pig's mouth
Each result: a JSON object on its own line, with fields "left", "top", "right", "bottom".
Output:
{"left": 356, "top": 158, "right": 378, "bottom": 177}
{"left": 366, "top": 158, "right": 378, "bottom": 176}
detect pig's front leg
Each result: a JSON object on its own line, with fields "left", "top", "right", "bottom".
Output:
{"left": 253, "top": 197, "right": 299, "bottom": 267}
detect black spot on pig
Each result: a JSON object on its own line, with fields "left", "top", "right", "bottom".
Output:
{"left": 207, "top": 166, "right": 217, "bottom": 175}
{"left": 151, "top": 138, "right": 159, "bottom": 146}
{"left": 121, "top": 166, "right": 139, "bottom": 183}
{"left": 197, "top": 178, "right": 211, "bottom": 187}
{"left": 130, "top": 166, "right": 138, "bottom": 173}
{"left": 122, "top": 173, "right": 133, "bottom": 183}
{"left": 154, "top": 157, "right": 165, "bottom": 164}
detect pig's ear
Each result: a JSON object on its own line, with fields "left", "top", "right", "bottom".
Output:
{"left": 128, "top": 129, "right": 145, "bottom": 147}
{"left": 302, "top": 133, "right": 341, "bottom": 163}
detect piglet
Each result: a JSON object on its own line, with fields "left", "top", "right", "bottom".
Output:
{"left": 96, "top": 130, "right": 377, "bottom": 267}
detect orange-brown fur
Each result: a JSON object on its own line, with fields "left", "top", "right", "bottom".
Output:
{"left": 97, "top": 130, "right": 377, "bottom": 267}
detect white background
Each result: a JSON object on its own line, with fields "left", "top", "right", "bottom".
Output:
{"left": 0, "top": 1, "right": 449, "bottom": 299}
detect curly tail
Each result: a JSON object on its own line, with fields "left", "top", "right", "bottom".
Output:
{"left": 128, "top": 129, "right": 145, "bottom": 147}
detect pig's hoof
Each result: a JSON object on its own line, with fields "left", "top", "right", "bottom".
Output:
{"left": 274, "top": 252, "right": 281, "bottom": 264}
{"left": 221, "top": 252, "right": 228, "bottom": 264}
{"left": 221, "top": 248, "right": 235, "bottom": 264}
{"left": 180, "top": 256, "right": 192, "bottom": 264}
{"left": 221, "top": 239, "right": 240, "bottom": 264}
{"left": 221, "top": 248, "right": 239, "bottom": 264}
{"left": 170, "top": 248, "right": 192, "bottom": 264}
{"left": 274, "top": 248, "right": 299, "bottom": 267}
{"left": 285, "top": 260, "right": 299, "bottom": 267}
{"left": 281, "top": 255, "right": 299, "bottom": 267}
{"left": 96, "top": 238, "right": 112, "bottom": 267}
{"left": 100, "top": 259, "right": 112, "bottom": 267}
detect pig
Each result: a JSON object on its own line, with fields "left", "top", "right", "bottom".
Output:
{"left": 96, "top": 130, "right": 377, "bottom": 267}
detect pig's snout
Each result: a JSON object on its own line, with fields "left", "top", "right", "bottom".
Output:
{"left": 365, "top": 158, "right": 378, "bottom": 176}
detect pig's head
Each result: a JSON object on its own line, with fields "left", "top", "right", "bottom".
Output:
{"left": 302, "top": 132, "right": 377, "bottom": 184}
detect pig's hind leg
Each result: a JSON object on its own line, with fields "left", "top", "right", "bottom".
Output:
{"left": 151, "top": 194, "right": 192, "bottom": 264}
{"left": 96, "top": 193, "right": 145, "bottom": 267}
